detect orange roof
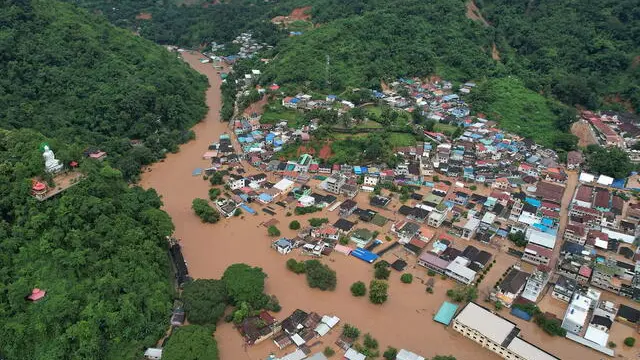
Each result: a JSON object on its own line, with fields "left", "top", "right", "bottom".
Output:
{"left": 27, "top": 288, "right": 46, "bottom": 301}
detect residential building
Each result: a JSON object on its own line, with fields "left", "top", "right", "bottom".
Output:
{"left": 552, "top": 275, "right": 578, "bottom": 302}
{"left": 227, "top": 174, "right": 246, "bottom": 190}
{"left": 584, "top": 301, "right": 617, "bottom": 347}
{"left": 417, "top": 252, "right": 450, "bottom": 275}
{"left": 341, "top": 184, "right": 359, "bottom": 198}
{"left": 350, "top": 228, "right": 374, "bottom": 248}
{"left": 492, "top": 268, "right": 529, "bottom": 308}
{"left": 562, "top": 292, "right": 593, "bottom": 335}
{"left": 522, "top": 243, "right": 553, "bottom": 267}
{"left": 272, "top": 238, "right": 293, "bottom": 255}
{"left": 445, "top": 256, "right": 477, "bottom": 285}
{"left": 339, "top": 199, "right": 358, "bottom": 218}
{"left": 427, "top": 204, "right": 449, "bottom": 228}
{"left": 563, "top": 223, "right": 587, "bottom": 245}
{"left": 325, "top": 173, "right": 346, "bottom": 194}
{"left": 521, "top": 266, "right": 550, "bottom": 302}
{"left": 363, "top": 175, "right": 379, "bottom": 187}
{"left": 452, "top": 302, "right": 559, "bottom": 360}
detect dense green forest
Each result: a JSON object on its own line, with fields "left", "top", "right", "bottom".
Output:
{"left": 0, "top": 129, "right": 175, "bottom": 359}
{"left": 1, "top": 0, "right": 208, "bottom": 180}
{"left": 480, "top": 0, "right": 640, "bottom": 112}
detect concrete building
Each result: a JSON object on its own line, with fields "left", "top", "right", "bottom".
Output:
{"left": 521, "top": 267, "right": 550, "bottom": 302}
{"left": 325, "top": 173, "right": 346, "bottom": 194}
{"left": 453, "top": 302, "right": 559, "bottom": 360}
{"left": 552, "top": 275, "right": 578, "bottom": 302}
{"left": 445, "top": 256, "right": 477, "bottom": 285}
{"left": 561, "top": 290, "right": 600, "bottom": 335}
{"left": 427, "top": 204, "right": 449, "bottom": 228}
{"left": 492, "top": 268, "right": 529, "bottom": 308}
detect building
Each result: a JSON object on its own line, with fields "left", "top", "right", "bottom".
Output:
{"left": 227, "top": 174, "right": 246, "bottom": 190}
{"left": 325, "top": 173, "right": 346, "bottom": 194}
{"left": 562, "top": 292, "right": 595, "bottom": 335}
{"left": 453, "top": 302, "right": 559, "bottom": 360}
{"left": 144, "top": 348, "right": 163, "bottom": 360}
{"left": 552, "top": 275, "right": 578, "bottom": 302}
{"left": 396, "top": 349, "right": 425, "bottom": 360}
{"left": 350, "top": 228, "right": 374, "bottom": 248}
{"left": 417, "top": 252, "right": 451, "bottom": 275}
{"left": 492, "top": 268, "right": 529, "bottom": 308}
{"left": 583, "top": 301, "right": 617, "bottom": 347}
{"left": 363, "top": 175, "right": 379, "bottom": 187}
{"left": 427, "top": 204, "right": 449, "bottom": 228}
{"left": 522, "top": 243, "right": 553, "bottom": 267}
{"left": 445, "top": 256, "right": 477, "bottom": 285}
{"left": 272, "top": 238, "right": 293, "bottom": 254}
{"left": 339, "top": 199, "right": 358, "bottom": 218}
{"left": 521, "top": 267, "right": 550, "bottom": 302}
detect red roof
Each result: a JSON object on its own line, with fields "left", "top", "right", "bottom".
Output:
{"left": 27, "top": 288, "right": 46, "bottom": 301}
{"left": 540, "top": 209, "right": 560, "bottom": 219}
{"left": 579, "top": 265, "right": 592, "bottom": 278}
{"left": 575, "top": 185, "right": 594, "bottom": 202}
{"left": 566, "top": 223, "right": 586, "bottom": 237}
{"left": 269, "top": 84, "right": 280, "bottom": 91}
{"left": 32, "top": 181, "right": 46, "bottom": 191}
{"left": 309, "top": 164, "right": 319, "bottom": 171}
{"left": 69, "top": 161, "right": 78, "bottom": 167}
{"left": 525, "top": 243, "right": 553, "bottom": 258}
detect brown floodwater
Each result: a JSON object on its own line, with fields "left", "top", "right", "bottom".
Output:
{"left": 140, "top": 52, "right": 608, "bottom": 360}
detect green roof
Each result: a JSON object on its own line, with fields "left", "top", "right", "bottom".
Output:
{"left": 434, "top": 301, "right": 459, "bottom": 325}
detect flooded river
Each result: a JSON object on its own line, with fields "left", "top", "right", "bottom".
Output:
{"left": 140, "top": 52, "right": 608, "bottom": 360}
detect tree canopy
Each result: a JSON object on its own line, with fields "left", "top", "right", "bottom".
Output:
{"left": 1, "top": 0, "right": 208, "bottom": 180}
{"left": 162, "top": 325, "right": 219, "bottom": 360}
{"left": 0, "top": 129, "right": 176, "bottom": 359}
{"left": 586, "top": 146, "right": 635, "bottom": 178}
{"left": 222, "top": 264, "right": 268, "bottom": 308}
{"left": 304, "top": 260, "right": 337, "bottom": 291}
{"left": 182, "top": 280, "right": 228, "bottom": 325}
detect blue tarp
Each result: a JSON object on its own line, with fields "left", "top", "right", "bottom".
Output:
{"left": 259, "top": 193, "right": 273, "bottom": 203}
{"left": 350, "top": 248, "right": 379, "bottom": 264}
{"left": 510, "top": 308, "right": 532, "bottom": 321}
{"left": 192, "top": 168, "right": 203, "bottom": 176}
{"left": 542, "top": 218, "right": 554, "bottom": 227}
{"left": 612, "top": 178, "right": 626, "bottom": 189}
{"left": 239, "top": 204, "right": 256, "bottom": 215}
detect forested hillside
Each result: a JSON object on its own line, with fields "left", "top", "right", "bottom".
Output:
{"left": 480, "top": 0, "right": 640, "bottom": 112}
{"left": 0, "top": 130, "right": 175, "bottom": 360}
{"left": 0, "top": 0, "right": 208, "bottom": 179}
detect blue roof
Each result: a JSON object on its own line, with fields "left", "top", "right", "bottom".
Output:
{"left": 327, "top": 94, "right": 337, "bottom": 99}
{"left": 360, "top": 166, "right": 368, "bottom": 174}
{"left": 239, "top": 203, "right": 256, "bottom": 215}
{"left": 192, "top": 168, "right": 202, "bottom": 176}
{"left": 350, "top": 248, "right": 379, "bottom": 263}
{"left": 353, "top": 166, "right": 362, "bottom": 174}
{"left": 525, "top": 197, "right": 541, "bottom": 208}
{"left": 259, "top": 193, "right": 273, "bottom": 202}
{"left": 434, "top": 302, "right": 459, "bottom": 325}
{"left": 541, "top": 218, "right": 554, "bottom": 227}
{"left": 290, "top": 98, "right": 300, "bottom": 104}
{"left": 612, "top": 178, "right": 626, "bottom": 189}
{"left": 510, "top": 308, "right": 532, "bottom": 321}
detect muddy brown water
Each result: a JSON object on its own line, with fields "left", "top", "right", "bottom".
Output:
{"left": 140, "top": 52, "right": 607, "bottom": 360}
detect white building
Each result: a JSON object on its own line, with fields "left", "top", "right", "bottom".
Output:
{"left": 396, "top": 349, "right": 425, "bottom": 360}
{"left": 227, "top": 174, "right": 246, "bottom": 190}
{"left": 453, "top": 302, "right": 559, "bottom": 360}
{"left": 561, "top": 292, "right": 592, "bottom": 334}
{"left": 363, "top": 175, "right": 379, "bottom": 187}
{"left": 445, "top": 257, "right": 476, "bottom": 285}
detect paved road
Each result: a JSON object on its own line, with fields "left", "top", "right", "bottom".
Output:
{"left": 551, "top": 171, "right": 579, "bottom": 269}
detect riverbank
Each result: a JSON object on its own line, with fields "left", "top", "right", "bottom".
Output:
{"left": 139, "top": 52, "right": 604, "bottom": 360}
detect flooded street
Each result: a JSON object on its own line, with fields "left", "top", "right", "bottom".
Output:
{"left": 140, "top": 52, "right": 607, "bottom": 360}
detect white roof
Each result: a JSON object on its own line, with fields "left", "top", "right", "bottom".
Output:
{"left": 251, "top": 69, "right": 261, "bottom": 75}
{"left": 506, "top": 337, "right": 558, "bottom": 360}
{"left": 446, "top": 257, "right": 476, "bottom": 281}
{"left": 306, "top": 353, "right": 328, "bottom": 360}
{"left": 526, "top": 228, "right": 556, "bottom": 249}
{"left": 596, "top": 175, "right": 614, "bottom": 186}
{"left": 274, "top": 178, "right": 294, "bottom": 191}
{"left": 454, "top": 302, "right": 515, "bottom": 344}
{"left": 463, "top": 217, "right": 480, "bottom": 231}
{"left": 584, "top": 326, "right": 609, "bottom": 347}
{"left": 291, "top": 333, "right": 305, "bottom": 346}
{"left": 481, "top": 212, "right": 497, "bottom": 224}
{"left": 344, "top": 348, "right": 366, "bottom": 360}
{"left": 594, "top": 238, "right": 608, "bottom": 249}
{"left": 564, "top": 294, "right": 590, "bottom": 327}
{"left": 396, "top": 349, "right": 425, "bottom": 360}
{"left": 321, "top": 315, "right": 340, "bottom": 328}
{"left": 278, "top": 349, "right": 307, "bottom": 360}
{"left": 579, "top": 172, "right": 595, "bottom": 183}
{"left": 314, "top": 323, "right": 330, "bottom": 336}
{"left": 601, "top": 227, "right": 635, "bottom": 244}
{"left": 144, "top": 348, "right": 163, "bottom": 358}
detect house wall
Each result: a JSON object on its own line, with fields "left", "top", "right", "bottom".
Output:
{"left": 452, "top": 320, "right": 526, "bottom": 360}
{"left": 522, "top": 252, "right": 550, "bottom": 266}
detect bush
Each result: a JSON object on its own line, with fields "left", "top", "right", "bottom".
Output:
{"left": 308, "top": 217, "right": 329, "bottom": 227}
{"left": 375, "top": 265, "right": 391, "bottom": 280}
{"left": 363, "top": 333, "right": 378, "bottom": 349}
{"left": 267, "top": 225, "right": 281, "bottom": 237}
{"left": 264, "top": 295, "right": 282, "bottom": 312}
{"left": 446, "top": 285, "right": 478, "bottom": 302}
{"left": 350, "top": 281, "right": 367, "bottom": 297}
{"left": 192, "top": 198, "right": 221, "bottom": 223}
{"left": 295, "top": 206, "right": 321, "bottom": 215}
{"left": 494, "top": 301, "right": 503, "bottom": 311}
{"left": 323, "top": 347, "right": 335, "bottom": 357}
{"left": 440, "top": 274, "right": 447, "bottom": 280}
{"left": 233, "top": 208, "right": 242, "bottom": 216}
{"left": 608, "top": 341, "right": 617, "bottom": 348}
{"left": 624, "top": 337, "right": 635, "bottom": 347}
{"left": 369, "top": 280, "right": 389, "bottom": 304}
{"left": 469, "top": 185, "right": 477, "bottom": 190}
{"left": 286, "top": 212, "right": 292, "bottom": 216}
{"left": 304, "top": 260, "right": 337, "bottom": 291}
{"left": 286, "top": 259, "right": 306, "bottom": 274}
{"left": 427, "top": 269, "right": 436, "bottom": 277}
{"left": 383, "top": 347, "right": 398, "bottom": 360}
{"left": 400, "top": 273, "right": 413, "bottom": 284}
{"left": 426, "top": 287, "right": 434, "bottom": 294}
{"left": 289, "top": 220, "right": 301, "bottom": 230}
{"left": 342, "top": 324, "right": 360, "bottom": 340}
{"left": 208, "top": 187, "right": 221, "bottom": 200}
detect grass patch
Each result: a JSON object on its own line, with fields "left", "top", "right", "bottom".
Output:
{"left": 388, "top": 133, "right": 417, "bottom": 147}
{"left": 470, "top": 77, "right": 567, "bottom": 148}
{"left": 261, "top": 103, "right": 301, "bottom": 126}
{"left": 434, "top": 122, "right": 458, "bottom": 135}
